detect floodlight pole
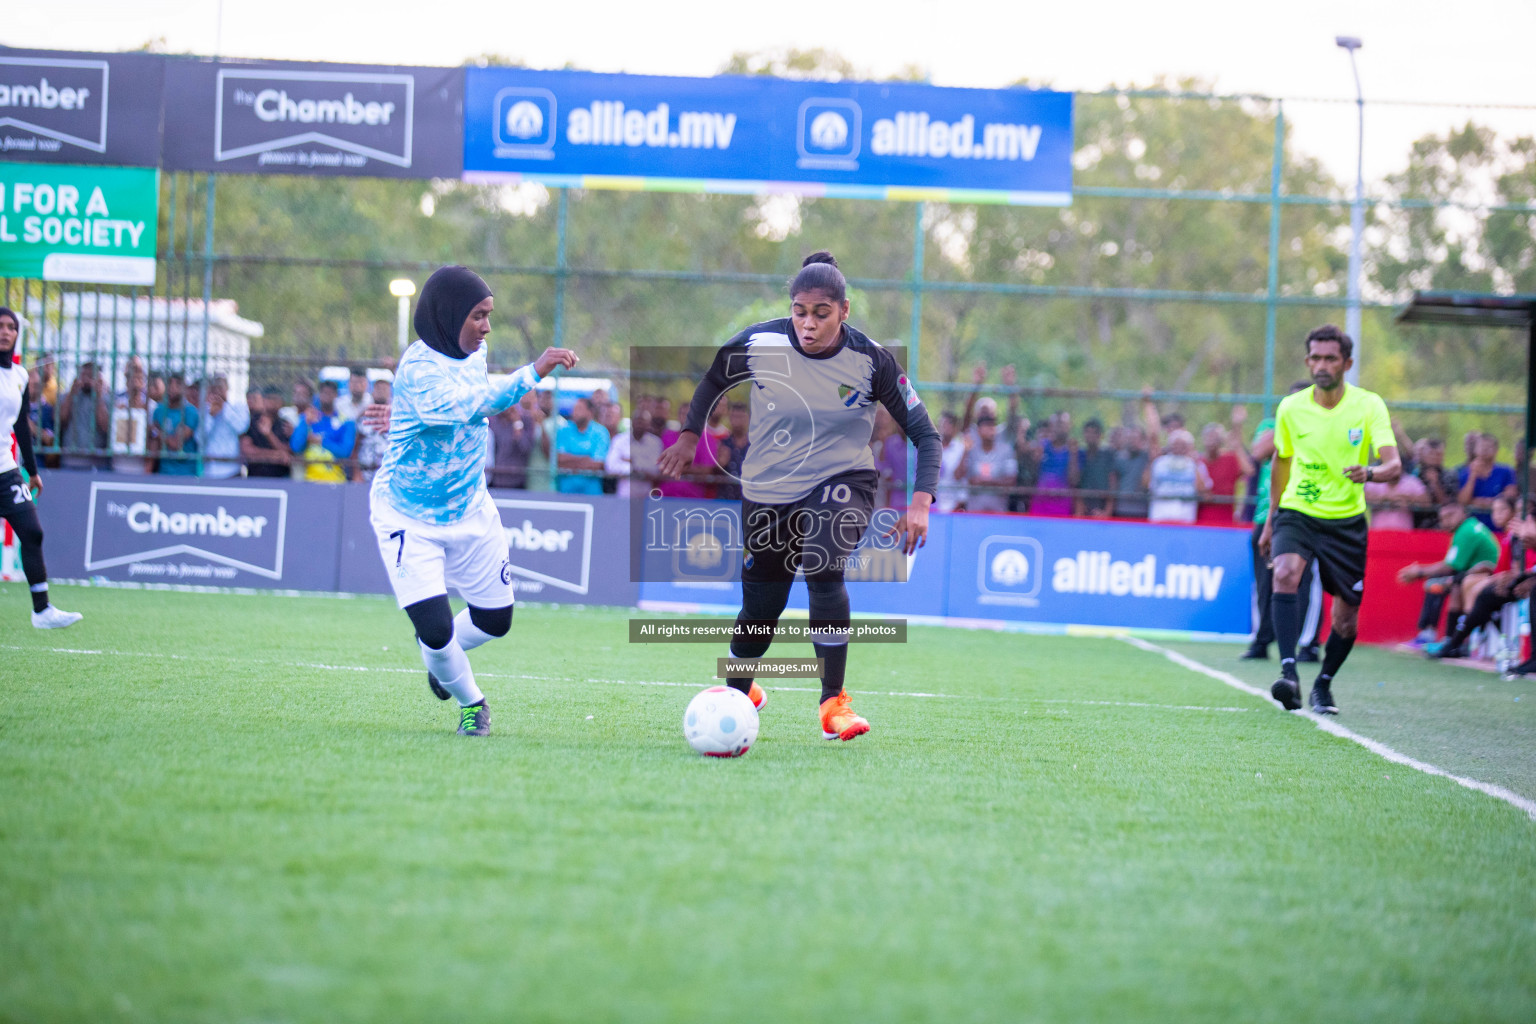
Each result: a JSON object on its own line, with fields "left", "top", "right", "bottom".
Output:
{"left": 389, "top": 279, "right": 416, "bottom": 352}
{"left": 1526, "top": 318, "right": 1536, "bottom": 520}
{"left": 1338, "top": 36, "right": 1365, "bottom": 384}
{"left": 1516, "top": 315, "right": 1536, "bottom": 674}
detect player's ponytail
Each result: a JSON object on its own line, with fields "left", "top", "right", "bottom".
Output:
{"left": 790, "top": 251, "right": 846, "bottom": 303}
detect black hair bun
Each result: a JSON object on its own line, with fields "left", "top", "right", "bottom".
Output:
{"left": 802, "top": 251, "right": 838, "bottom": 268}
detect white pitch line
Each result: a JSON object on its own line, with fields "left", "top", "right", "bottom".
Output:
{"left": 1036, "top": 697, "right": 1252, "bottom": 713}
{"left": 2, "top": 643, "right": 1251, "bottom": 714}
{"left": 1119, "top": 634, "right": 1536, "bottom": 822}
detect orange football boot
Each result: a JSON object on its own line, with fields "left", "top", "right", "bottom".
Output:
{"left": 748, "top": 682, "right": 767, "bottom": 711}
{"left": 819, "top": 691, "right": 870, "bottom": 741}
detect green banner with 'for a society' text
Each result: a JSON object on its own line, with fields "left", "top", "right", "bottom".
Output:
{"left": 0, "top": 161, "right": 159, "bottom": 285}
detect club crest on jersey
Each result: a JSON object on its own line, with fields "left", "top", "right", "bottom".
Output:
{"left": 837, "top": 384, "right": 865, "bottom": 408}
{"left": 1348, "top": 427, "right": 1363, "bottom": 446}
{"left": 897, "top": 374, "right": 922, "bottom": 410}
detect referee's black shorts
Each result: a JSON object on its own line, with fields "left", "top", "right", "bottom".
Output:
{"left": 1270, "top": 507, "right": 1369, "bottom": 606}
{"left": 741, "top": 469, "right": 877, "bottom": 583}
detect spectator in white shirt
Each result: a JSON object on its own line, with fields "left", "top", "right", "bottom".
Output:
{"left": 335, "top": 368, "right": 372, "bottom": 422}
{"left": 111, "top": 356, "right": 154, "bottom": 474}
{"left": 606, "top": 407, "right": 663, "bottom": 499}
{"left": 201, "top": 376, "right": 250, "bottom": 480}
{"left": 356, "top": 377, "right": 393, "bottom": 481}
{"left": 935, "top": 410, "right": 968, "bottom": 513}
{"left": 1145, "top": 428, "right": 1210, "bottom": 523}
{"left": 958, "top": 414, "right": 1018, "bottom": 513}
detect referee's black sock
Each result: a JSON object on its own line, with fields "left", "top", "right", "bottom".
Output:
{"left": 1272, "top": 591, "right": 1301, "bottom": 680}
{"left": 1317, "top": 631, "right": 1356, "bottom": 683}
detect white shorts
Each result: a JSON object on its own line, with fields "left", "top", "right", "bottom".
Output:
{"left": 370, "top": 495, "right": 514, "bottom": 610}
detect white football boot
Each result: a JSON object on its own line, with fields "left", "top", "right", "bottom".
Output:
{"left": 31, "top": 605, "right": 83, "bottom": 629}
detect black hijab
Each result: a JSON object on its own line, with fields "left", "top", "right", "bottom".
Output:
{"left": 0, "top": 306, "right": 18, "bottom": 360}
{"left": 414, "top": 266, "right": 492, "bottom": 360}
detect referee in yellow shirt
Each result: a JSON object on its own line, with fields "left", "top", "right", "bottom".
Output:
{"left": 1259, "top": 325, "right": 1402, "bottom": 715}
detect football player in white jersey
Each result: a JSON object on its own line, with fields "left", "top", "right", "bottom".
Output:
{"left": 0, "top": 307, "right": 81, "bottom": 629}
{"left": 368, "top": 267, "right": 577, "bottom": 736}
{"left": 660, "top": 253, "right": 942, "bottom": 742}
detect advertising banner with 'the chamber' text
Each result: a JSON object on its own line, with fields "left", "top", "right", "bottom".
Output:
{"left": 160, "top": 58, "right": 464, "bottom": 178}
{"left": 0, "top": 48, "right": 164, "bottom": 167}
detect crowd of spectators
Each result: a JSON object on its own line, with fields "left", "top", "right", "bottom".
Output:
{"left": 19, "top": 358, "right": 1532, "bottom": 532}
{"left": 23, "top": 352, "right": 1536, "bottom": 669}
{"left": 24, "top": 360, "right": 394, "bottom": 483}
{"left": 919, "top": 363, "right": 1530, "bottom": 533}
{"left": 482, "top": 389, "right": 697, "bottom": 498}
{"left": 930, "top": 364, "right": 1260, "bottom": 525}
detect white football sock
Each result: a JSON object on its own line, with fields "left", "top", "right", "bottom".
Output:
{"left": 453, "top": 607, "right": 496, "bottom": 652}
{"left": 418, "top": 637, "right": 484, "bottom": 707}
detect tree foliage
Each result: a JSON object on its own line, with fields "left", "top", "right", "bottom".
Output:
{"left": 186, "top": 53, "right": 1534, "bottom": 441}
{"left": 1362, "top": 122, "right": 1536, "bottom": 441}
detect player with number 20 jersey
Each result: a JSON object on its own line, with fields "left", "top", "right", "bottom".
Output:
{"left": 0, "top": 306, "right": 81, "bottom": 630}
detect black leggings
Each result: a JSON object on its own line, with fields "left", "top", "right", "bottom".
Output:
{"left": 3, "top": 500, "right": 47, "bottom": 588}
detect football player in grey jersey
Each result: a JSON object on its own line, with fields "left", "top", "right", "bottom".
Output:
{"left": 660, "top": 252, "right": 942, "bottom": 741}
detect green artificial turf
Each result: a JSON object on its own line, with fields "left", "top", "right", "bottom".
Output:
{"left": 1167, "top": 639, "right": 1536, "bottom": 800}
{"left": 2, "top": 585, "right": 1533, "bottom": 1024}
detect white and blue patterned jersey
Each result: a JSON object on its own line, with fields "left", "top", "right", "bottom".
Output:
{"left": 371, "top": 340, "right": 541, "bottom": 525}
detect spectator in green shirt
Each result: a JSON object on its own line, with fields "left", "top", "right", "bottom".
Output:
{"left": 1398, "top": 501, "right": 1501, "bottom": 644}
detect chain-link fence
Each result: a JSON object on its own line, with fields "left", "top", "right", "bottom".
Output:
{"left": 5, "top": 89, "right": 1534, "bottom": 504}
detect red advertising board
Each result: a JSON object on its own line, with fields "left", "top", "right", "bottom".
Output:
{"left": 1355, "top": 529, "right": 1454, "bottom": 644}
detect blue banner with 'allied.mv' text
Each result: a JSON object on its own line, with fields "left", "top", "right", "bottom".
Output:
{"left": 463, "top": 68, "right": 1073, "bottom": 205}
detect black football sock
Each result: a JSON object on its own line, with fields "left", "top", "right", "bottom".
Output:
{"left": 726, "top": 637, "right": 767, "bottom": 697}
{"left": 723, "top": 678, "right": 754, "bottom": 697}
{"left": 727, "top": 579, "right": 793, "bottom": 697}
{"left": 1417, "top": 591, "right": 1445, "bottom": 632}
{"left": 1316, "top": 631, "right": 1356, "bottom": 684}
{"left": 815, "top": 642, "right": 849, "bottom": 704}
{"left": 1447, "top": 588, "right": 1507, "bottom": 649}
{"left": 1271, "top": 591, "right": 1300, "bottom": 679}
{"left": 807, "top": 578, "right": 852, "bottom": 703}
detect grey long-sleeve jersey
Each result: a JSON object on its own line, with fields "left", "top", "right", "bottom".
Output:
{"left": 681, "top": 319, "right": 942, "bottom": 505}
